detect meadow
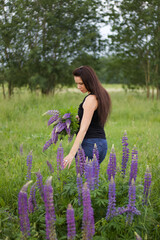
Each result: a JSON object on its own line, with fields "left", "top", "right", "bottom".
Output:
{"left": 0, "top": 86, "right": 160, "bottom": 240}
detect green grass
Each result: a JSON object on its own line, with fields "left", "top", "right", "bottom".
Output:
{"left": 0, "top": 87, "right": 160, "bottom": 239}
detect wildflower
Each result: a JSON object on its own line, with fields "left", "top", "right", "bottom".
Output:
{"left": 35, "top": 170, "right": 44, "bottom": 201}
{"left": 67, "top": 204, "right": 76, "bottom": 240}
{"left": 82, "top": 182, "right": 95, "bottom": 239}
{"left": 26, "top": 151, "right": 33, "bottom": 181}
{"left": 18, "top": 181, "right": 32, "bottom": 237}
{"left": 92, "top": 154, "right": 100, "bottom": 187}
{"left": 143, "top": 165, "right": 152, "bottom": 205}
{"left": 52, "top": 127, "right": 58, "bottom": 144}
{"left": 107, "top": 144, "right": 116, "bottom": 181}
{"left": 47, "top": 160, "right": 54, "bottom": 173}
{"left": 93, "top": 143, "right": 99, "bottom": 164}
{"left": 62, "top": 113, "right": 71, "bottom": 119}
{"left": 77, "top": 173, "right": 83, "bottom": 205}
{"left": 43, "top": 139, "right": 53, "bottom": 152}
{"left": 28, "top": 183, "right": 37, "bottom": 213}
{"left": 44, "top": 177, "right": 57, "bottom": 240}
{"left": 65, "top": 119, "right": 71, "bottom": 136}
{"left": 125, "top": 179, "right": 140, "bottom": 224}
{"left": 48, "top": 113, "right": 59, "bottom": 126}
{"left": 85, "top": 159, "right": 94, "bottom": 190}
{"left": 135, "top": 232, "right": 142, "bottom": 240}
{"left": 55, "top": 122, "right": 66, "bottom": 133}
{"left": 129, "top": 154, "right": 138, "bottom": 185}
{"left": 43, "top": 110, "right": 59, "bottom": 116}
{"left": 121, "top": 130, "right": 129, "bottom": 177}
{"left": 57, "top": 141, "right": 64, "bottom": 173}
{"left": 75, "top": 145, "right": 86, "bottom": 175}
{"left": 106, "top": 176, "right": 117, "bottom": 220}
{"left": 20, "top": 143, "right": 23, "bottom": 155}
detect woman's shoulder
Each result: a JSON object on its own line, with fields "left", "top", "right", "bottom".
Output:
{"left": 83, "top": 94, "right": 98, "bottom": 108}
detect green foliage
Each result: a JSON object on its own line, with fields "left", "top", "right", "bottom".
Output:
{"left": 0, "top": 88, "right": 160, "bottom": 239}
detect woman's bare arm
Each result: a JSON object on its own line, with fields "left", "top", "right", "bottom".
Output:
{"left": 63, "top": 95, "right": 98, "bottom": 168}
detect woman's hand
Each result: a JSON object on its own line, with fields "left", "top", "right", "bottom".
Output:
{"left": 76, "top": 115, "right": 80, "bottom": 121}
{"left": 63, "top": 153, "right": 74, "bottom": 169}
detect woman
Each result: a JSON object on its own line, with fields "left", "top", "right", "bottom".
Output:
{"left": 63, "top": 66, "right": 111, "bottom": 169}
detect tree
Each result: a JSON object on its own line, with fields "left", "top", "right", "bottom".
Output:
{"left": 0, "top": 0, "right": 105, "bottom": 96}
{"left": 104, "top": 0, "right": 160, "bottom": 99}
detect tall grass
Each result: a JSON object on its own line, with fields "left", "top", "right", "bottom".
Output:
{"left": 0, "top": 87, "right": 160, "bottom": 239}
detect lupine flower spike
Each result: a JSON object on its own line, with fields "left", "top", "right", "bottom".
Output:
{"left": 92, "top": 154, "right": 100, "bottom": 188}
{"left": 106, "top": 175, "right": 117, "bottom": 220}
{"left": 42, "top": 110, "right": 59, "bottom": 116}
{"left": 75, "top": 145, "right": 86, "bottom": 175}
{"left": 18, "top": 181, "right": 32, "bottom": 238}
{"left": 48, "top": 113, "right": 59, "bottom": 126}
{"left": 93, "top": 143, "right": 99, "bottom": 165}
{"left": 43, "top": 139, "right": 53, "bottom": 152}
{"left": 77, "top": 173, "right": 83, "bottom": 205}
{"left": 28, "top": 183, "right": 37, "bottom": 213}
{"left": 121, "top": 130, "right": 129, "bottom": 177}
{"left": 67, "top": 204, "right": 76, "bottom": 240}
{"left": 82, "top": 182, "right": 95, "bottom": 239}
{"left": 47, "top": 160, "right": 54, "bottom": 173}
{"left": 44, "top": 177, "right": 57, "bottom": 240}
{"left": 35, "top": 170, "right": 44, "bottom": 201}
{"left": 129, "top": 154, "right": 138, "bottom": 185}
{"left": 85, "top": 158, "right": 94, "bottom": 190}
{"left": 26, "top": 151, "right": 33, "bottom": 181}
{"left": 126, "top": 179, "right": 140, "bottom": 224}
{"left": 134, "top": 232, "right": 142, "bottom": 240}
{"left": 143, "top": 165, "right": 152, "bottom": 205}
{"left": 107, "top": 144, "right": 117, "bottom": 181}
{"left": 57, "top": 141, "right": 64, "bottom": 174}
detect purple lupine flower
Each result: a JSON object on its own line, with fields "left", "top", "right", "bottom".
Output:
{"left": 77, "top": 173, "right": 83, "bottom": 205}
{"left": 47, "top": 160, "right": 54, "bottom": 173}
{"left": 107, "top": 144, "right": 116, "bottom": 181}
{"left": 68, "top": 134, "right": 74, "bottom": 143}
{"left": 57, "top": 141, "right": 64, "bottom": 174}
{"left": 28, "top": 183, "right": 37, "bottom": 213}
{"left": 121, "top": 130, "right": 129, "bottom": 177}
{"left": 43, "top": 110, "right": 59, "bottom": 116}
{"left": 85, "top": 158, "right": 94, "bottom": 190}
{"left": 55, "top": 122, "right": 66, "bottom": 133}
{"left": 44, "top": 177, "right": 57, "bottom": 240}
{"left": 129, "top": 154, "right": 138, "bottom": 185}
{"left": 26, "top": 151, "right": 33, "bottom": 181}
{"left": 48, "top": 113, "right": 59, "bottom": 126}
{"left": 132, "top": 145, "right": 138, "bottom": 161}
{"left": 20, "top": 143, "right": 23, "bottom": 155}
{"left": 82, "top": 182, "right": 95, "bottom": 239}
{"left": 67, "top": 204, "right": 76, "bottom": 240}
{"left": 135, "top": 232, "right": 142, "bottom": 240}
{"left": 52, "top": 127, "right": 58, "bottom": 144}
{"left": 62, "top": 113, "right": 71, "bottom": 119}
{"left": 43, "top": 138, "right": 53, "bottom": 152}
{"left": 143, "top": 165, "right": 152, "bottom": 205}
{"left": 35, "top": 170, "right": 44, "bottom": 201}
{"left": 106, "top": 176, "right": 117, "bottom": 220}
{"left": 92, "top": 154, "right": 100, "bottom": 188}
{"left": 93, "top": 143, "right": 99, "bottom": 164}
{"left": 75, "top": 145, "right": 86, "bottom": 175}
{"left": 125, "top": 179, "right": 141, "bottom": 224}
{"left": 18, "top": 181, "right": 32, "bottom": 237}
{"left": 65, "top": 119, "right": 71, "bottom": 136}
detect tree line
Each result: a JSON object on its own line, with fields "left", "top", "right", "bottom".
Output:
{"left": 0, "top": 0, "right": 160, "bottom": 99}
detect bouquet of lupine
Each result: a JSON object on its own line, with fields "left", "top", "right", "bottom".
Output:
{"left": 43, "top": 107, "right": 79, "bottom": 151}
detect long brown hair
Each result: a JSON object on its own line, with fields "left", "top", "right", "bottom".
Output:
{"left": 73, "top": 65, "right": 111, "bottom": 126}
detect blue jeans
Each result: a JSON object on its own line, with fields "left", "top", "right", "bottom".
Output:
{"left": 82, "top": 138, "right": 108, "bottom": 164}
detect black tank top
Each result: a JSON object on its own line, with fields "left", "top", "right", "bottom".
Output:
{"left": 78, "top": 94, "right": 106, "bottom": 139}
